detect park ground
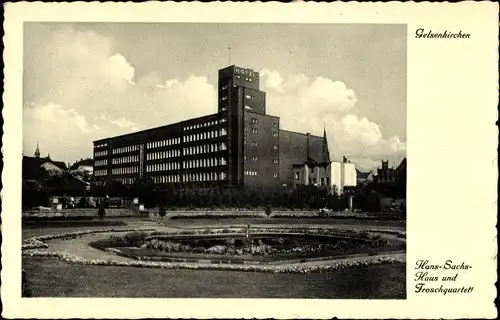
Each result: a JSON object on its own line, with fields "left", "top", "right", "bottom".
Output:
{"left": 22, "top": 215, "right": 406, "bottom": 299}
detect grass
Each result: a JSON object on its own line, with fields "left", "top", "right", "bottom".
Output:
{"left": 23, "top": 256, "right": 406, "bottom": 298}
{"left": 22, "top": 225, "right": 129, "bottom": 241}
{"left": 23, "top": 220, "right": 127, "bottom": 229}
{"left": 167, "top": 217, "right": 406, "bottom": 228}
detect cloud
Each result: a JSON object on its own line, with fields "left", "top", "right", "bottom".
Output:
{"left": 23, "top": 103, "right": 92, "bottom": 159}
{"left": 23, "top": 26, "right": 404, "bottom": 171}
{"left": 23, "top": 26, "right": 217, "bottom": 163}
{"left": 260, "top": 69, "right": 406, "bottom": 170}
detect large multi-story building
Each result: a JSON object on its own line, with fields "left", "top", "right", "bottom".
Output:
{"left": 93, "top": 65, "right": 330, "bottom": 190}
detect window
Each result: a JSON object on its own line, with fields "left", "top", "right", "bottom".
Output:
{"left": 252, "top": 156, "right": 258, "bottom": 162}
{"left": 273, "top": 159, "right": 278, "bottom": 164}
{"left": 273, "top": 144, "right": 278, "bottom": 150}
{"left": 321, "top": 178, "right": 325, "bottom": 186}
{"left": 252, "top": 128, "right": 258, "bottom": 133}
{"left": 295, "top": 172, "right": 300, "bottom": 180}
{"left": 245, "top": 94, "right": 253, "bottom": 99}
{"left": 272, "top": 121, "right": 279, "bottom": 127}
{"left": 252, "top": 141, "right": 258, "bottom": 147}
{"left": 251, "top": 118, "right": 258, "bottom": 124}
{"left": 245, "top": 105, "right": 253, "bottom": 110}
{"left": 273, "top": 173, "right": 278, "bottom": 178}
{"left": 272, "top": 132, "right": 278, "bottom": 137}
{"left": 221, "top": 107, "right": 227, "bottom": 111}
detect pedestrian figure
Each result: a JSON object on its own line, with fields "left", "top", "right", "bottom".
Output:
{"left": 98, "top": 200, "right": 105, "bottom": 220}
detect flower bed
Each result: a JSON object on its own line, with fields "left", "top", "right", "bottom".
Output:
{"left": 88, "top": 227, "right": 404, "bottom": 265}
{"left": 22, "top": 228, "right": 157, "bottom": 251}
{"left": 157, "top": 225, "right": 406, "bottom": 238}
{"left": 168, "top": 211, "right": 267, "bottom": 219}
{"left": 23, "top": 249, "right": 404, "bottom": 274}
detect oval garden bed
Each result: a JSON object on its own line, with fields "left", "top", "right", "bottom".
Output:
{"left": 89, "top": 229, "right": 405, "bottom": 265}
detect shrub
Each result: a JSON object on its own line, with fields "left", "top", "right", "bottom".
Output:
{"left": 206, "top": 245, "right": 227, "bottom": 254}
{"left": 98, "top": 203, "right": 106, "bottom": 220}
{"left": 109, "top": 235, "right": 128, "bottom": 247}
{"left": 265, "top": 205, "right": 272, "bottom": 216}
{"left": 124, "top": 231, "right": 149, "bottom": 247}
{"left": 359, "top": 231, "right": 370, "bottom": 239}
{"left": 158, "top": 205, "right": 166, "bottom": 218}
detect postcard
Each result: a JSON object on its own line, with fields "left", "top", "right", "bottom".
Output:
{"left": 2, "top": 1, "right": 498, "bottom": 319}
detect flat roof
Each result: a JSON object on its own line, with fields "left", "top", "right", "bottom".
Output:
{"left": 279, "top": 129, "right": 323, "bottom": 139}
{"left": 93, "top": 112, "right": 221, "bottom": 143}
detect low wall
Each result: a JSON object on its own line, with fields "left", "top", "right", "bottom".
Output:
{"left": 23, "top": 208, "right": 138, "bottom": 218}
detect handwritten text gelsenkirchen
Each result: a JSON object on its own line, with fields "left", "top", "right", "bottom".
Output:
{"left": 415, "top": 28, "right": 471, "bottom": 39}
{"left": 414, "top": 260, "right": 474, "bottom": 295}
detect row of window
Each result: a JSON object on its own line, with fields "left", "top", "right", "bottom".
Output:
{"left": 243, "top": 116, "right": 279, "bottom": 128}
{"left": 112, "top": 166, "right": 139, "bottom": 175}
{"left": 95, "top": 169, "right": 107, "bottom": 177}
{"left": 94, "top": 143, "right": 108, "bottom": 149}
{"left": 183, "top": 142, "right": 227, "bottom": 156}
{"left": 112, "top": 145, "right": 139, "bottom": 155}
{"left": 243, "top": 171, "right": 278, "bottom": 178}
{"left": 244, "top": 140, "right": 276, "bottom": 148}
{"left": 183, "top": 172, "right": 227, "bottom": 182}
{"left": 146, "top": 162, "right": 180, "bottom": 173}
{"left": 243, "top": 156, "right": 259, "bottom": 162}
{"left": 152, "top": 175, "right": 180, "bottom": 184}
{"left": 184, "top": 157, "right": 226, "bottom": 169}
{"left": 112, "top": 155, "right": 138, "bottom": 165}
{"left": 236, "top": 74, "right": 253, "bottom": 82}
{"left": 95, "top": 150, "right": 108, "bottom": 157}
{"left": 94, "top": 159, "right": 108, "bottom": 167}
{"left": 147, "top": 149, "right": 180, "bottom": 161}
{"left": 243, "top": 128, "right": 278, "bottom": 135}
{"left": 184, "top": 118, "right": 227, "bottom": 131}
{"left": 119, "top": 177, "right": 135, "bottom": 185}
{"left": 147, "top": 138, "right": 181, "bottom": 150}
{"left": 184, "top": 129, "right": 227, "bottom": 143}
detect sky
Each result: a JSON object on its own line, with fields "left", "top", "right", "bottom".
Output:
{"left": 23, "top": 23, "right": 406, "bottom": 171}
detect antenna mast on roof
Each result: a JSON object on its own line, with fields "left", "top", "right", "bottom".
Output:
{"left": 228, "top": 46, "right": 231, "bottom": 65}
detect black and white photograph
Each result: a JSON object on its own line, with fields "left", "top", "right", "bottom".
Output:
{"left": 21, "top": 22, "right": 407, "bottom": 299}
{"left": 3, "top": 2, "right": 497, "bottom": 319}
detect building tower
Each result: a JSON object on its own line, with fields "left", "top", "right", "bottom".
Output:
{"left": 217, "top": 65, "right": 279, "bottom": 187}
{"left": 34, "top": 142, "right": 40, "bottom": 158}
{"left": 322, "top": 126, "right": 331, "bottom": 163}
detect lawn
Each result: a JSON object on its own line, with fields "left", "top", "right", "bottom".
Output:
{"left": 167, "top": 217, "right": 406, "bottom": 229}
{"left": 23, "top": 256, "right": 406, "bottom": 299}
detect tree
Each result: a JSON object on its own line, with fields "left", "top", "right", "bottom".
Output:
{"left": 158, "top": 203, "right": 166, "bottom": 219}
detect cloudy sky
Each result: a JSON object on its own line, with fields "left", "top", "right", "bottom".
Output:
{"left": 23, "top": 23, "right": 406, "bottom": 171}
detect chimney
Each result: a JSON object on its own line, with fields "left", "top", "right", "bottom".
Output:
{"left": 306, "top": 133, "right": 311, "bottom": 159}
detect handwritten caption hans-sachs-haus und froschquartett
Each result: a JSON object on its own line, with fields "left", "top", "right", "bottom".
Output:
{"left": 414, "top": 260, "right": 474, "bottom": 295}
